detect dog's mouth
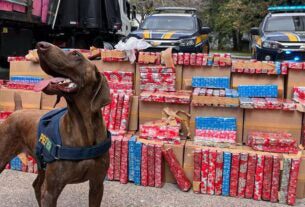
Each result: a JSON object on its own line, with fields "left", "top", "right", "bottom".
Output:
{"left": 34, "top": 77, "right": 78, "bottom": 93}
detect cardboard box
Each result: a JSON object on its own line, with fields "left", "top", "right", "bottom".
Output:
{"left": 135, "top": 64, "right": 183, "bottom": 95}
{"left": 192, "top": 95, "right": 239, "bottom": 107}
{"left": 190, "top": 105, "right": 244, "bottom": 143}
{"left": 287, "top": 70, "right": 305, "bottom": 99}
{"left": 244, "top": 109, "right": 302, "bottom": 144}
{"left": 137, "top": 138, "right": 186, "bottom": 184}
{"left": 232, "top": 73, "right": 285, "bottom": 98}
{"left": 40, "top": 94, "right": 67, "bottom": 110}
{"left": 139, "top": 101, "right": 190, "bottom": 124}
{"left": 182, "top": 66, "right": 231, "bottom": 90}
{"left": 9, "top": 61, "right": 49, "bottom": 79}
{"left": 92, "top": 60, "right": 135, "bottom": 73}
{"left": 0, "top": 88, "right": 41, "bottom": 110}
{"left": 128, "top": 96, "right": 139, "bottom": 131}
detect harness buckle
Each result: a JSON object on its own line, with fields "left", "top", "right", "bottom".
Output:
{"left": 54, "top": 145, "right": 61, "bottom": 160}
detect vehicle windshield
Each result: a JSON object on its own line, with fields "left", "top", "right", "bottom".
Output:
{"left": 141, "top": 16, "right": 195, "bottom": 31}
{"left": 264, "top": 15, "right": 305, "bottom": 32}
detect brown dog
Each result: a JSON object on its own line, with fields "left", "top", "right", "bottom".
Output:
{"left": 0, "top": 42, "right": 111, "bottom": 207}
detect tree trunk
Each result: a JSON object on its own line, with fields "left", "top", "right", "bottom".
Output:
{"left": 232, "top": 30, "right": 238, "bottom": 51}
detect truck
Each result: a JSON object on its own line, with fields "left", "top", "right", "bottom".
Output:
{"left": 250, "top": 5, "right": 305, "bottom": 61}
{"left": 0, "top": 0, "right": 133, "bottom": 68}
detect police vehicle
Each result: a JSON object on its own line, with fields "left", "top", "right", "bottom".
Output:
{"left": 129, "top": 7, "right": 211, "bottom": 53}
{"left": 251, "top": 5, "right": 305, "bottom": 61}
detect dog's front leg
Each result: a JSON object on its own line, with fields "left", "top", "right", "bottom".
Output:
{"left": 89, "top": 179, "right": 104, "bottom": 207}
{"left": 40, "top": 173, "right": 65, "bottom": 207}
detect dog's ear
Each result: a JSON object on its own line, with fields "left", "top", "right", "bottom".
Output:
{"left": 91, "top": 70, "right": 111, "bottom": 112}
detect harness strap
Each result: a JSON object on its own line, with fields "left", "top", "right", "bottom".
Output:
{"left": 47, "top": 131, "right": 112, "bottom": 161}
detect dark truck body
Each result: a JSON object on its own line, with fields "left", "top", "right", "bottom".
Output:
{"left": 0, "top": 0, "right": 125, "bottom": 67}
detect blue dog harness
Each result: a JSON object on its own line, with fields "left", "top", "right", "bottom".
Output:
{"left": 35, "top": 107, "right": 111, "bottom": 170}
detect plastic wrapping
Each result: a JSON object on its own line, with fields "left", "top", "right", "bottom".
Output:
{"left": 201, "top": 149, "right": 209, "bottom": 194}
{"left": 254, "top": 155, "right": 265, "bottom": 200}
{"left": 207, "top": 150, "right": 217, "bottom": 195}
{"left": 237, "top": 153, "right": 248, "bottom": 198}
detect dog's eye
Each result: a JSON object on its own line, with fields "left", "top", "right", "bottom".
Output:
{"left": 72, "top": 51, "right": 81, "bottom": 57}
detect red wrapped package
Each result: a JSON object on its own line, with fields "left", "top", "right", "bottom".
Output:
{"left": 141, "top": 144, "right": 148, "bottom": 186}
{"left": 237, "top": 153, "right": 248, "bottom": 198}
{"left": 270, "top": 156, "right": 281, "bottom": 203}
{"left": 230, "top": 153, "right": 240, "bottom": 197}
{"left": 154, "top": 144, "right": 163, "bottom": 188}
{"left": 215, "top": 151, "right": 223, "bottom": 195}
{"left": 107, "top": 138, "right": 115, "bottom": 181}
{"left": 120, "top": 136, "right": 129, "bottom": 184}
{"left": 103, "top": 103, "right": 111, "bottom": 128}
{"left": 115, "top": 94, "right": 124, "bottom": 130}
{"left": 254, "top": 154, "right": 265, "bottom": 200}
{"left": 207, "top": 150, "right": 217, "bottom": 195}
{"left": 148, "top": 144, "right": 155, "bottom": 187}
{"left": 262, "top": 155, "right": 273, "bottom": 201}
{"left": 201, "top": 149, "right": 209, "bottom": 194}
{"left": 193, "top": 149, "right": 202, "bottom": 193}
{"left": 108, "top": 94, "right": 118, "bottom": 130}
{"left": 279, "top": 158, "right": 292, "bottom": 204}
{"left": 163, "top": 148, "right": 191, "bottom": 191}
{"left": 114, "top": 136, "right": 122, "bottom": 180}
{"left": 27, "top": 156, "right": 34, "bottom": 173}
{"left": 120, "top": 94, "right": 131, "bottom": 131}
{"left": 103, "top": 71, "right": 133, "bottom": 83}
{"left": 287, "top": 158, "right": 301, "bottom": 205}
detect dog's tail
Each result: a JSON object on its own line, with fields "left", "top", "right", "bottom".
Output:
{"left": 14, "top": 92, "right": 23, "bottom": 111}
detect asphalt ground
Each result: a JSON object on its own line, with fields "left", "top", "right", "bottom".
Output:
{"left": 0, "top": 170, "right": 304, "bottom": 207}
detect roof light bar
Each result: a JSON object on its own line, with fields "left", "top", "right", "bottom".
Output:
{"left": 268, "top": 5, "right": 305, "bottom": 12}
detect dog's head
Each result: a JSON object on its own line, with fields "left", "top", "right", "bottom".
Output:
{"left": 35, "top": 42, "right": 111, "bottom": 111}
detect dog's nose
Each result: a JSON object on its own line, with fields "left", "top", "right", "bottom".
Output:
{"left": 37, "top": 42, "right": 51, "bottom": 51}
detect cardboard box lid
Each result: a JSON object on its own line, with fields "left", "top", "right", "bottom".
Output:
{"left": 0, "top": 88, "right": 41, "bottom": 110}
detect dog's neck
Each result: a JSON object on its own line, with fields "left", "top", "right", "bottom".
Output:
{"left": 60, "top": 99, "right": 106, "bottom": 146}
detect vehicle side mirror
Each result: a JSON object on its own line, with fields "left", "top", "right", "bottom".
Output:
{"left": 201, "top": 27, "right": 211, "bottom": 34}
{"left": 250, "top": 27, "right": 259, "bottom": 35}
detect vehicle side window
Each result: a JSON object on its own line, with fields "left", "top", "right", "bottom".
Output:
{"left": 197, "top": 18, "right": 202, "bottom": 29}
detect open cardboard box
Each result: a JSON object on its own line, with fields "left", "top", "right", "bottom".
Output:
{"left": 287, "top": 70, "right": 305, "bottom": 99}
{"left": 243, "top": 109, "right": 303, "bottom": 144}
{"left": 0, "top": 88, "right": 41, "bottom": 110}
{"left": 182, "top": 65, "right": 231, "bottom": 90}
{"left": 139, "top": 100, "right": 190, "bottom": 125}
{"left": 135, "top": 64, "right": 183, "bottom": 95}
{"left": 190, "top": 105, "right": 244, "bottom": 143}
{"left": 192, "top": 95, "right": 239, "bottom": 107}
{"left": 137, "top": 138, "right": 186, "bottom": 184}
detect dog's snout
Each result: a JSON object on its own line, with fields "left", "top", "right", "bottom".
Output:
{"left": 37, "top": 42, "right": 51, "bottom": 51}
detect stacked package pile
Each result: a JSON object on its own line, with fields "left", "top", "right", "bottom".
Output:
{"left": 239, "top": 98, "right": 296, "bottom": 110}
{"left": 101, "top": 49, "right": 127, "bottom": 62}
{"left": 192, "top": 77, "right": 230, "bottom": 89}
{"left": 140, "top": 120, "right": 181, "bottom": 143}
{"left": 231, "top": 60, "right": 284, "bottom": 75}
{"left": 3, "top": 76, "right": 43, "bottom": 90}
{"left": 238, "top": 85, "right": 296, "bottom": 110}
{"left": 6, "top": 154, "right": 38, "bottom": 174}
{"left": 0, "top": 111, "right": 12, "bottom": 122}
{"left": 238, "top": 85, "right": 278, "bottom": 98}
{"left": 195, "top": 117, "right": 237, "bottom": 144}
{"left": 293, "top": 87, "right": 305, "bottom": 104}
{"left": 139, "top": 66, "right": 176, "bottom": 92}
{"left": 248, "top": 131, "right": 298, "bottom": 154}
{"left": 101, "top": 71, "right": 133, "bottom": 133}
{"left": 192, "top": 88, "right": 239, "bottom": 107}
{"left": 287, "top": 62, "right": 305, "bottom": 70}
{"left": 137, "top": 52, "right": 231, "bottom": 67}
{"left": 122, "top": 137, "right": 165, "bottom": 188}
{"left": 192, "top": 148, "right": 301, "bottom": 205}
{"left": 140, "top": 90, "right": 191, "bottom": 104}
